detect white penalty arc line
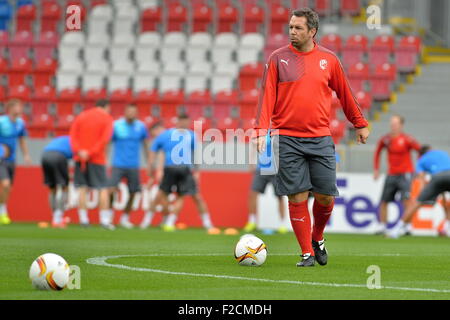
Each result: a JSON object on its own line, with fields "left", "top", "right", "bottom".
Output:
{"left": 86, "top": 254, "right": 450, "bottom": 294}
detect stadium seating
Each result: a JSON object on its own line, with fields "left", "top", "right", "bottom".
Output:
{"left": 320, "top": 33, "right": 342, "bottom": 54}
{"left": 41, "top": 0, "right": 61, "bottom": 33}
{"left": 268, "top": 0, "right": 290, "bottom": 35}
{"left": 347, "top": 62, "right": 369, "bottom": 92}
{"left": 368, "top": 35, "right": 394, "bottom": 66}
{"left": 34, "top": 31, "right": 58, "bottom": 62}
{"left": 216, "top": 0, "right": 238, "bottom": 33}
{"left": 370, "top": 62, "right": 397, "bottom": 101}
{"left": 342, "top": 34, "right": 368, "bottom": 68}
{"left": 9, "top": 30, "right": 33, "bottom": 59}
{"left": 191, "top": 0, "right": 212, "bottom": 32}
{"left": 16, "top": 3, "right": 36, "bottom": 32}
{"left": 0, "top": 0, "right": 12, "bottom": 31}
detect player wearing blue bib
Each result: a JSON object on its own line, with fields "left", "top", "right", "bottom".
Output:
{"left": 245, "top": 133, "right": 286, "bottom": 233}
{"left": 142, "top": 114, "right": 216, "bottom": 233}
{"left": 107, "top": 104, "right": 149, "bottom": 229}
{"left": 41, "top": 135, "right": 73, "bottom": 228}
{"left": 0, "top": 99, "right": 32, "bottom": 225}
{"left": 389, "top": 146, "right": 450, "bottom": 238}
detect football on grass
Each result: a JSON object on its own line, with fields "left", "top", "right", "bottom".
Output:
{"left": 29, "top": 253, "right": 70, "bottom": 290}
{"left": 234, "top": 234, "right": 267, "bottom": 266}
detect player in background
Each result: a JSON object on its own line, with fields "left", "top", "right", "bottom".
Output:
{"left": 107, "top": 104, "right": 149, "bottom": 229}
{"left": 254, "top": 8, "right": 369, "bottom": 267}
{"left": 0, "top": 99, "right": 32, "bottom": 225}
{"left": 145, "top": 114, "right": 217, "bottom": 233}
{"left": 245, "top": 132, "right": 287, "bottom": 234}
{"left": 373, "top": 115, "right": 421, "bottom": 235}
{"left": 41, "top": 135, "right": 73, "bottom": 228}
{"left": 70, "top": 100, "right": 114, "bottom": 229}
{"left": 389, "top": 146, "right": 450, "bottom": 238}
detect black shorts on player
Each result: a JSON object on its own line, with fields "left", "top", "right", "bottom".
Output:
{"left": 0, "top": 160, "right": 15, "bottom": 182}
{"left": 380, "top": 173, "right": 412, "bottom": 202}
{"left": 108, "top": 167, "right": 141, "bottom": 193}
{"left": 274, "top": 135, "right": 339, "bottom": 197}
{"left": 417, "top": 170, "right": 450, "bottom": 204}
{"left": 41, "top": 151, "right": 69, "bottom": 188}
{"left": 74, "top": 162, "right": 108, "bottom": 189}
{"left": 159, "top": 166, "right": 197, "bottom": 196}
{"left": 251, "top": 171, "right": 280, "bottom": 196}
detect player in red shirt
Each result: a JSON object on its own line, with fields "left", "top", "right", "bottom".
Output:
{"left": 70, "top": 100, "right": 114, "bottom": 229}
{"left": 373, "top": 114, "right": 421, "bottom": 235}
{"left": 254, "top": 8, "right": 369, "bottom": 267}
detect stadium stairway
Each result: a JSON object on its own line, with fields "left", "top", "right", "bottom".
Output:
{"left": 368, "top": 62, "right": 450, "bottom": 154}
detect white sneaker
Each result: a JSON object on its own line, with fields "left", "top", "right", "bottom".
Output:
{"left": 120, "top": 219, "right": 134, "bottom": 229}
{"left": 373, "top": 224, "right": 386, "bottom": 235}
{"left": 101, "top": 223, "right": 116, "bottom": 231}
{"left": 387, "top": 224, "right": 406, "bottom": 239}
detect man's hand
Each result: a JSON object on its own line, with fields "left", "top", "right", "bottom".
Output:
{"left": 255, "top": 135, "right": 266, "bottom": 153}
{"left": 355, "top": 127, "right": 370, "bottom": 145}
{"left": 23, "top": 154, "right": 32, "bottom": 165}
{"left": 373, "top": 169, "right": 379, "bottom": 181}
{"left": 78, "top": 150, "right": 89, "bottom": 161}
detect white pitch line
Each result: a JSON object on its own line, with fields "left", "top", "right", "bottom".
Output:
{"left": 86, "top": 254, "right": 450, "bottom": 294}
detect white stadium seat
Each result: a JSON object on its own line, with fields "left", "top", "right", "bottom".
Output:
{"left": 138, "top": 32, "right": 161, "bottom": 46}
{"left": 133, "top": 73, "right": 156, "bottom": 92}
{"left": 159, "top": 46, "right": 183, "bottom": 63}
{"left": 211, "top": 75, "right": 234, "bottom": 94}
{"left": 184, "top": 75, "right": 208, "bottom": 95}
{"left": 188, "top": 62, "right": 213, "bottom": 76}
{"left": 159, "top": 75, "right": 182, "bottom": 93}
{"left": 237, "top": 48, "right": 261, "bottom": 65}
{"left": 211, "top": 47, "right": 234, "bottom": 64}
{"left": 215, "top": 62, "right": 239, "bottom": 77}
{"left": 137, "top": 0, "right": 159, "bottom": 9}
{"left": 82, "top": 73, "right": 105, "bottom": 91}
{"left": 188, "top": 32, "right": 213, "bottom": 48}
{"left": 240, "top": 33, "right": 265, "bottom": 50}
{"left": 58, "top": 32, "right": 85, "bottom": 63}
{"left": 85, "top": 60, "right": 109, "bottom": 74}
{"left": 134, "top": 46, "right": 158, "bottom": 64}
{"left": 108, "top": 73, "right": 131, "bottom": 92}
{"left": 56, "top": 72, "right": 79, "bottom": 91}
{"left": 214, "top": 33, "right": 238, "bottom": 48}
{"left": 163, "top": 32, "right": 187, "bottom": 48}
{"left": 137, "top": 61, "right": 160, "bottom": 75}
{"left": 162, "top": 61, "right": 187, "bottom": 76}
{"left": 58, "top": 58, "right": 84, "bottom": 74}
{"left": 185, "top": 47, "right": 209, "bottom": 63}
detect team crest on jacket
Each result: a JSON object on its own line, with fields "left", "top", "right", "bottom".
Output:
{"left": 320, "top": 59, "right": 328, "bottom": 70}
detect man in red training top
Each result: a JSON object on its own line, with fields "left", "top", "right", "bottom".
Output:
{"left": 373, "top": 114, "right": 421, "bottom": 235}
{"left": 254, "top": 8, "right": 370, "bottom": 267}
{"left": 70, "top": 99, "right": 114, "bottom": 229}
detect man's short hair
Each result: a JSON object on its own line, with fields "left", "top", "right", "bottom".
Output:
{"left": 292, "top": 7, "right": 319, "bottom": 37}
{"left": 5, "top": 98, "right": 23, "bottom": 110}
{"left": 149, "top": 121, "right": 164, "bottom": 131}
{"left": 178, "top": 112, "right": 190, "bottom": 120}
{"left": 419, "top": 145, "right": 431, "bottom": 157}
{"left": 96, "top": 99, "right": 110, "bottom": 108}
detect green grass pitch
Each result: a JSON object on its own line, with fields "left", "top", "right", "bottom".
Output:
{"left": 1, "top": 224, "right": 449, "bottom": 300}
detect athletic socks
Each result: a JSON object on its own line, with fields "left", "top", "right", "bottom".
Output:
{"left": 78, "top": 209, "right": 89, "bottom": 225}
{"left": 53, "top": 209, "right": 63, "bottom": 225}
{"left": 201, "top": 212, "right": 213, "bottom": 229}
{"left": 0, "top": 204, "right": 7, "bottom": 215}
{"left": 140, "top": 211, "right": 154, "bottom": 228}
{"left": 312, "top": 199, "right": 334, "bottom": 242}
{"left": 289, "top": 200, "right": 313, "bottom": 256}
{"left": 248, "top": 213, "right": 256, "bottom": 224}
{"left": 165, "top": 213, "right": 177, "bottom": 227}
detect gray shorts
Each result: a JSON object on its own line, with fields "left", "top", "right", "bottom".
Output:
{"left": 274, "top": 135, "right": 338, "bottom": 197}
{"left": 0, "top": 161, "right": 15, "bottom": 182}
{"left": 108, "top": 167, "right": 141, "bottom": 193}
{"left": 41, "top": 151, "right": 69, "bottom": 188}
{"left": 380, "top": 173, "right": 412, "bottom": 202}
{"left": 74, "top": 162, "right": 108, "bottom": 189}
{"left": 417, "top": 170, "right": 450, "bottom": 204}
{"left": 251, "top": 171, "right": 279, "bottom": 195}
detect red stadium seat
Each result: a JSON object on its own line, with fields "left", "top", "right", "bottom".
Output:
{"left": 159, "top": 90, "right": 184, "bottom": 119}
{"left": 395, "top": 36, "right": 421, "bottom": 73}
{"left": 34, "top": 31, "right": 58, "bottom": 62}
{"left": 347, "top": 62, "right": 369, "bottom": 92}
{"left": 370, "top": 62, "right": 396, "bottom": 101}
{"left": 16, "top": 4, "right": 36, "bottom": 32}
{"left": 242, "top": 1, "right": 265, "bottom": 33}
{"left": 110, "top": 88, "right": 133, "bottom": 119}
{"left": 268, "top": 0, "right": 290, "bottom": 35}
{"left": 41, "top": 0, "right": 61, "bottom": 33}
{"left": 9, "top": 85, "right": 31, "bottom": 101}
{"left": 83, "top": 88, "right": 107, "bottom": 110}
{"left": 56, "top": 88, "right": 81, "bottom": 116}
{"left": 167, "top": 1, "right": 187, "bottom": 32}
{"left": 368, "top": 35, "right": 394, "bottom": 66}
{"left": 241, "top": 117, "right": 255, "bottom": 130}
{"left": 239, "top": 62, "right": 264, "bottom": 91}
{"left": 32, "top": 85, "right": 56, "bottom": 115}
{"left": 185, "top": 90, "right": 212, "bottom": 119}
{"left": 330, "top": 119, "right": 346, "bottom": 144}
{"left": 190, "top": 116, "right": 212, "bottom": 134}
{"left": 65, "top": 0, "right": 87, "bottom": 31}
{"left": 342, "top": 34, "right": 368, "bottom": 68}
{"left": 0, "top": 56, "right": 8, "bottom": 74}
{"left": 340, "top": 0, "right": 361, "bottom": 16}
{"left": 54, "top": 114, "right": 75, "bottom": 136}
{"left": 215, "top": 117, "right": 240, "bottom": 136}
{"left": 213, "top": 89, "right": 238, "bottom": 119}
{"left": 9, "top": 30, "right": 33, "bottom": 59}
{"left": 141, "top": 5, "right": 162, "bottom": 32}
{"left": 239, "top": 89, "right": 259, "bottom": 119}
{"left": 320, "top": 33, "right": 342, "bottom": 54}
{"left": 355, "top": 90, "right": 373, "bottom": 113}
{"left": 216, "top": 0, "right": 238, "bottom": 33}
{"left": 134, "top": 89, "right": 158, "bottom": 118}
{"left": 33, "top": 58, "right": 57, "bottom": 87}
{"left": 27, "top": 114, "right": 53, "bottom": 138}
{"left": 265, "top": 33, "right": 288, "bottom": 60}
{"left": 313, "top": 0, "right": 332, "bottom": 16}
{"left": 0, "top": 86, "right": 5, "bottom": 101}
{"left": 0, "top": 30, "right": 8, "bottom": 56}
{"left": 8, "top": 57, "right": 32, "bottom": 87}
{"left": 191, "top": 0, "right": 212, "bottom": 32}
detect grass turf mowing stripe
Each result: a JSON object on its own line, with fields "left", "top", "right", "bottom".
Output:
{"left": 86, "top": 254, "right": 450, "bottom": 294}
